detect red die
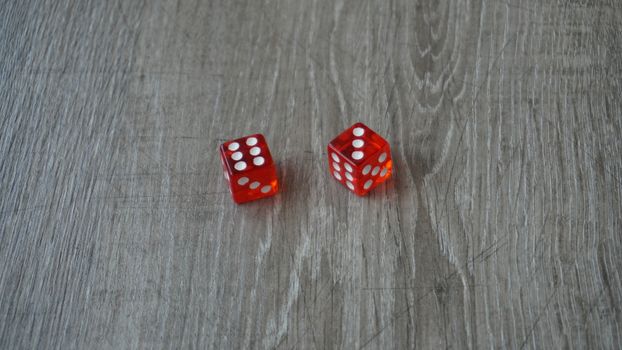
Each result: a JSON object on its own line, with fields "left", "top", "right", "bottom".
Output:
{"left": 219, "top": 134, "right": 278, "bottom": 204}
{"left": 327, "top": 122, "right": 392, "bottom": 196}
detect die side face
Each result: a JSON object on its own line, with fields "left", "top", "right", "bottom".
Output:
{"left": 358, "top": 143, "right": 392, "bottom": 194}
{"left": 328, "top": 122, "right": 392, "bottom": 195}
{"left": 220, "top": 134, "right": 278, "bottom": 204}
{"left": 327, "top": 144, "right": 361, "bottom": 194}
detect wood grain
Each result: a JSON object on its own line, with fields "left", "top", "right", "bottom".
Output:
{"left": 1, "top": 0, "right": 621, "bottom": 348}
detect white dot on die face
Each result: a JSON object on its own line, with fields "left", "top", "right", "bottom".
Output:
{"left": 378, "top": 152, "right": 387, "bottom": 163}
{"left": 250, "top": 181, "right": 260, "bottom": 189}
{"left": 380, "top": 167, "right": 388, "bottom": 177}
{"left": 345, "top": 172, "right": 353, "bottom": 181}
{"left": 253, "top": 156, "right": 265, "bottom": 166}
{"left": 231, "top": 151, "right": 243, "bottom": 161}
{"left": 333, "top": 171, "right": 342, "bottom": 181}
{"left": 352, "top": 151, "right": 364, "bottom": 160}
{"left": 261, "top": 185, "right": 271, "bottom": 193}
{"left": 372, "top": 166, "right": 380, "bottom": 176}
{"left": 346, "top": 181, "right": 355, "bottom": 191}
{"left": 344, "top": 163, "right": 353, "bottom": 173}
{"left": 352, "top": 139, "right": 364, "bottom": 148}
{"left": 333, "top": 162, "right": 341, "bottom": 171}
{"left": 362, "top": 164, "right": 372, "bottom": 175}
{"left": 227, "top": 142, "right": 240, "bottom": 151}
{"left": 237, "top": 177, "right": 249, "bottom": 185}
{"left": 353, "top": 127, "right": 365, "bottom": 136}
{"left": 364, "top": 179, "right": 373, "bottom": 189}
{"left": 246, "top": 137, "right": 258, "bottom": 146}
{"left": 250, "top": 147, "right": 261, "bottom": 156}
{"left": 234, "top": 161, "right": 247, "bottom": 171}
{"left": 331, "top": 153, "right": 340, "bottom": 163}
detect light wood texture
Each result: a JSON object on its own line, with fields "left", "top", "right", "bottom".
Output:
{"left": 1, "top": 0, "right": 621, "bottom": 348}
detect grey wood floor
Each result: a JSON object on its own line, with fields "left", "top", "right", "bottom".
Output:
{"left": 1, "top": 0, "right": 621, "bottom": 349}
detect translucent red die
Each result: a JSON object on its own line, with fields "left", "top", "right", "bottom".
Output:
{"left": 219, "top": 134, "right": 278, "bottom": 204}
{"left": 327, "top": 122, "right": 392, "bottom": 196}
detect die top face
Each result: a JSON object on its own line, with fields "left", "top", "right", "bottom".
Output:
{"left": 328, "top": 122, "right": 388, "bottom": 171}
{"left": 220, "top": 134, "right": 274, "bottom": 176}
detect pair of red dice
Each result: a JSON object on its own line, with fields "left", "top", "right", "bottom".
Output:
{"left": 219, "top": 122, "right": 393, "bottom": 204}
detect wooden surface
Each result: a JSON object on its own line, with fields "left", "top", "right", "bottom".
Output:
{"left": 1, "top": 0, "right": 621, "bottom": 348}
